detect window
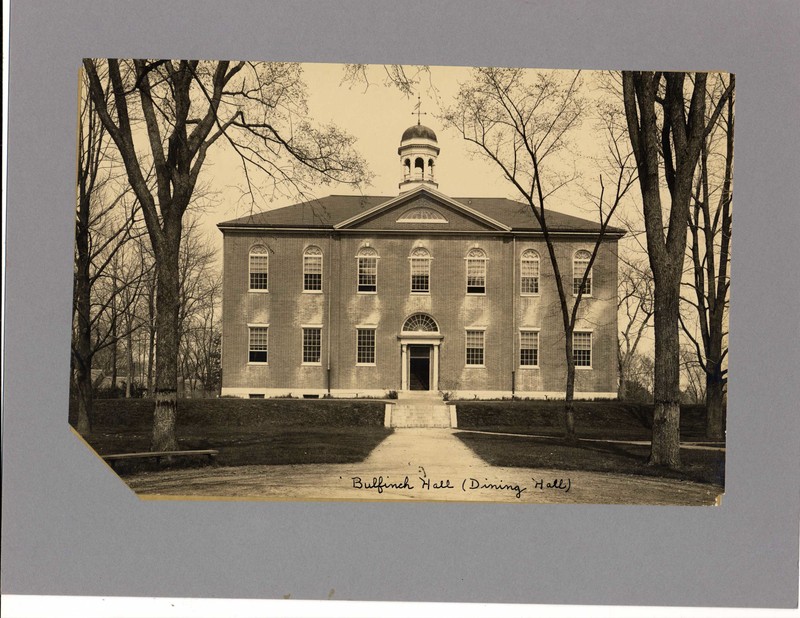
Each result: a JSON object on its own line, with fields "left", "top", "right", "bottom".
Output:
{"left": 573, "top": 249, "right": 592, "bottom": 296}
{"left": 520, "top": 250, "right": 540, "bottom": 295}
{"left": 249, "top": 246, "right": 269, "bottom": 291}
{"left": 520, "top": 330, "right": 539, "bottom": 367}
{"left": 302, "top": 327, "right": 322, "bottom": 364}
{"left": 573, "top": 331, "right": 592, "bottom": 367}
{"left": 303, "top": 246, "right": 323, "bottom": 292}
{"left": 248, "top": 326, "right": 269, "bottom": 363}
{"left": 402, "top": 314, "right": 439, "bottom": 333}
{"left": 396, "top": 207, "right": 448, "bottom": 223}
{"left": 466, "top": 330, "right": 485, "bottom": 366}
{"left": 409, "top": 247, "right": 431, "bottom": 293}
{"left": 466, "top": 248, "right": 487, "bottom": 294}
{"left": 357, "top": 247, "right": 378, "bottom": 293}
{"left": 356, "top": 328, "right": 376, "bottom": 365}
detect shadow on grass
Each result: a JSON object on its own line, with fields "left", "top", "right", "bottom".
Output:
{"left": 454, "top": 432, "right": 725, "bottom": 486}
{"left": 84, "top": 427, "right": 393, "bottom": 475}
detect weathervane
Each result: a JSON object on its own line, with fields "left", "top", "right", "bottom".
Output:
{"left": 412, "top": 95, "right": 427, "bottom": 125}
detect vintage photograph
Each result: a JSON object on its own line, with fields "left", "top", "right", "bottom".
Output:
{"left": 70, "top": 60, "right": 732, "bottom": 505}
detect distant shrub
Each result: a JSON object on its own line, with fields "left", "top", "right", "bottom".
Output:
{"left": 386, "top": 390, "right": 398, "bottom": 400}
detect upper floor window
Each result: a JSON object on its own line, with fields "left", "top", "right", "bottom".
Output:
{"left": 249, "top": 245, "right": 269, "bottom": 291}
{"left": 573, "top": 250, "right": 593, "bottom": 296}
{"left": 303, "top": 246, "right": 323, "bottom": 292}
{"left": 573, "top": 331, "right": 592, "bottom": 367}
{"left": 466, "top": 248, "right": 487, "bottom": 294}
{"left": 248, "top": 325, "right": 269, "bottom": 363}
{"left": 409, "top": 247, "right": 431, "bottom": 293}
{"left": 356, "top": 246, "right": 378, "bottom": 293}
{"left": 520, "top": 249, "right": 540, "bottom": 295}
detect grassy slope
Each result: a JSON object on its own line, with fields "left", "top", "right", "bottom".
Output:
{"left": 455, "top": 401, "right": 716, "bottom": 441}
{"left": 73, "top": 398, "right": 391, "bottom": 473}
{"left": 453, "top": 401, "right": 725, "bottom": 486}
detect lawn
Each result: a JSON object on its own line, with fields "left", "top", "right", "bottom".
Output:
{"left": 72, "top": 398, "right": 391, "bottom": 474}
{"left": 453, "top": 400, "right": 725, "bottom": 485}
{"left": 455, "top": 400, "right": 720, "bottom": 442}
{"left": 455, "top": 431, "right": 725, "bottom": 486}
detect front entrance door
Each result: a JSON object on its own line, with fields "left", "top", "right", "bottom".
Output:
{"left": 408, "top": 345, "right": 431, "bottom": 391}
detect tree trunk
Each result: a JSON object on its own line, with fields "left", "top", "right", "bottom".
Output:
{"left": 151, "top": 232, "right": 181, "bottom": 452}
{"left": 73, "top": 222, "right": 93, "bottom": 433}
{"left": 649, "top": 279, "right": 682, "bottom": 467}
{"left": 73, "top": 355, "right": 93, "bottom": 434}
{"left": 110, "top": 302, "right": 118, "bottom": 390}
{"left": 126, "top": 323, "right": 134, "bottom": 398}
{"left": 563, "top": 336, "right": 577, "bottom": 442}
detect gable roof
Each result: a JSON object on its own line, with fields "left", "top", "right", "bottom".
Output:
{"left": 334, "top": 186, "right": 511, "bottom": 231}
{"left": 217, "top": 187, "right": 625, "bottom": 235}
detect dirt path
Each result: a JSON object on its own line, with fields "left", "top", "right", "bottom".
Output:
{"left": 124, "top": 429, "right": 722, "bottom": 505}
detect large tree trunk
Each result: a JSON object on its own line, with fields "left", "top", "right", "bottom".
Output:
{"left": 73, "top": 212, "right": 93, "bottom": 433}
{"left": 705, "top": 327, "right": 726, "bottom": 439}
{"left": 649, "top": 276, "right": 682, "bottom": 467}
{"left": 563, "top": 334, "right": 577, "bottom": 441}
{"left": 151, "top": 230, "right": 181, "bottom": 452}
{"left": 73, "top": 354, "right": 93, "bottom": 434}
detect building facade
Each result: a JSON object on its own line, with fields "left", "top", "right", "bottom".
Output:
{"left": 218, "top": 124, "right": 623, "bottom": 399}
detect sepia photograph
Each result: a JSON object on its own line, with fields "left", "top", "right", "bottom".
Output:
{"left": 70, "top": 60, "right": 732, "bottom": 505}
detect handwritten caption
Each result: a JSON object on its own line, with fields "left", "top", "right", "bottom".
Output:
{"left": 347, "top": 466, "right": 570, "bottom": 499}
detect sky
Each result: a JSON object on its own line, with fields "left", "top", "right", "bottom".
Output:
{"left": 196, "top": 63, "right": 634, "bottom": 257}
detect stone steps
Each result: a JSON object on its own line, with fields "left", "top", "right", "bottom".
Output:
{"left": 390, "top": 401, "right": 452, "bottom": 428}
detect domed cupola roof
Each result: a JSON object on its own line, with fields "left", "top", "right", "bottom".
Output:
{"left": 401, "top": 123, "right": 438, "bottom": 142}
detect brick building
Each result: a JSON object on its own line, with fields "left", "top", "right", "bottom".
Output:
{"left": 218, "top": 123, "right": 623, "bottom": 399}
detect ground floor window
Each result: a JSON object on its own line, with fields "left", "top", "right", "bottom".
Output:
{"left": 465, "top": 330, "right": 485, "bottom": 366}
{"left": 356, "top": 328, "right": 376, "bottom": 365}
{"left": 302, "top": 327, "right": 322, "bottom": 364}
{"left": 573, "top": 331, "right": 592, "bottom": 367}
{"left": 520, "top": 330, "right": 539, "bottom": 367}
{"left": 248, "top": 326, "right": 269, "bottom": 363}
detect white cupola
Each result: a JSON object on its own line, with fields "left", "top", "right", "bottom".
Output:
{"left": 398, "top": 117, "right": 440, "bottom": 193}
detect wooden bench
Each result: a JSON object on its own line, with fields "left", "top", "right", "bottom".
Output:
{"left": 102, "top": 449, "right": 219, "bottom": 470}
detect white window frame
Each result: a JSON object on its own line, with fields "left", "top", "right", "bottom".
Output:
{"left": 465, "top": 248, "right": 487, "bottom": 295}
{"left": 573, "top": 330, "right": 593, "bottom": 369}
{"left": 409, "top": 247, "right": 432, "bottom": 294}
{"left": 301, "top": 325, "right": 323, "bottom": 366}
{"left": 248, "top": 246, "right": 269, "bottom": 292}
{"left": 355, "top": 327, "right": 377, "bottom": 366}
{"left": 573, "top": 249, "right": 593, "bottom": 297}
{"left": 356, "top": 247, "right": 379, "bottom": 294}
{"left": 247, "top": 323, "right": 270, "bottom": 365}
{"left": 302, "top": 245, "right": 323, "bottom": 293}
{"left": 519, "top": 329, "right": 540, "bottom": 368}
{"left": 465, "top": 328, "right": 486, "bottom": 367}
{"left": 520, "top": 249, "right": 540, "bottom": 296}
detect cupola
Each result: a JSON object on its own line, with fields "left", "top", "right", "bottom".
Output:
{"left": 398, "top": 104, "right": 440, "bottom": 193}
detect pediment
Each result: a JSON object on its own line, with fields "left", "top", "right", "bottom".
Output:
{"left": 334, "top": 187, "right": 510, "bottom": 232}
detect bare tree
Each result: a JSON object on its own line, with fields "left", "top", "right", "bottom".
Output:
{"left": 73, "top": 74, "right": 145, "bottom": 432}
{"left": 444, "top": 68, "right": 636, "bottom": 440}
{"left": 681, "top": 74, "right": 734, "bottom": 439}
{"left": 617, "top": 258, "right": 654, "bottom": 399}
{"left": 622, "top": 71, "right": 733, "bottom": 467}
{"left": 82, "top": 59, "right": 369, "bottom": 451}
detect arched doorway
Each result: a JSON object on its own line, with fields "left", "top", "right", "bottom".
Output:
{"left": 399, "top": 314, "right": 442, "bottom": 391}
